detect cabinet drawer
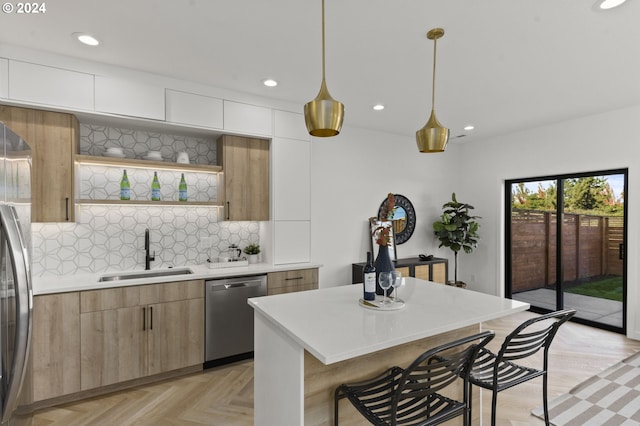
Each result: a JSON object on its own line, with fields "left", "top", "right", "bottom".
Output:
{"left": 81, "top": 286, "right": 140, "bottom": 313}
{"left": 140, "top": 280, "right": 205, "bottom": 305}
{"left": 81, "top": 280, "right": 204, "bottom": 312}
{"left": 267, "top": 268, "right": 318, "bottom": 294}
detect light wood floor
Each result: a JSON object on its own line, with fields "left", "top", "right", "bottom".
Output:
{"left": 17, "top": 311, "right": 640, "bottom": 425}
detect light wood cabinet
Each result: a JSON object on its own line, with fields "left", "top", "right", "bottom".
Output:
{"left": 267, "top": 268, "right": 319, "bottom": 295}
{"left": 217, "top": 134, "right": 269, "bottom": 221}
{"left": 25, "top": 293, "right": 81, "bottom": 403}
{"left": 80, "top": 280, "right": 204, "bottom": 390}
{"left": 0, "top": 104, "right": 77, "bottom": 222}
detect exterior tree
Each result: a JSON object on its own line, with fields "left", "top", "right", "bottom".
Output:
{"left": 432, "top": 193, "right": 480, "bottom": 284}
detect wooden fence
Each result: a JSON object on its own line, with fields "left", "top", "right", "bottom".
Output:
{"left": 511, "top": 210, "right": 623, "bottom": 292}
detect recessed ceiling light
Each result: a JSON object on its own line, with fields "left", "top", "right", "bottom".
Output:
{"left": 73, "top": 32, "right": 99, "bottom": 46}
{"left": 373, "top": 104, "right": 385, "bottom": 111}
{"left": 262, "top": 79, "right": 278, "bottom": 87}
{"left": 595, "top": 0, "right": 627, "bottom": 9}
{"left": 463, "top": 125, "right": 475, "bottom": 131}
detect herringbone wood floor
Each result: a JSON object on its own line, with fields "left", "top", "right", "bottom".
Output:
{"left": 19, "top": 311, "right": 640, "bottom": 425}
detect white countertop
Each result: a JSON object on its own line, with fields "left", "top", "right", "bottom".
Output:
{"left": 32, "top": 263, "right": 321, "bottom": 295}
{"left": 248, "top": 277, "right": 530, "bottom": 365}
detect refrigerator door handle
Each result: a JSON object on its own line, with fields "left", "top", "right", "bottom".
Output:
{"left": 0, "top": 205, "right": 33, "bottom": 423}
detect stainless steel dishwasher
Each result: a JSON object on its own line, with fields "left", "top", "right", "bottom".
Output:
{"left": 205, "top": 275, "right": 267, "bottom": 367}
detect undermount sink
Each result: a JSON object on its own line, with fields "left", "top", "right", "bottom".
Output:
{"left": 98, "top": 268, "right": 194, "bottom": 282}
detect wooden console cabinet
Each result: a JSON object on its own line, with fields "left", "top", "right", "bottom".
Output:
{"left": 352, "top": 257, "right": 448, "bottom": 284}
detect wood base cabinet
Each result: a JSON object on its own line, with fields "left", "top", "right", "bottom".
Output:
{"left": 21, "top": 293, "right": 81, "bottom": 405}
{"left": 80, "top": 280, "right": 204, "bottom": 390}
{"left": 0, "top": 104, "right": 77, "bottom": 222}
{"left": 267, "top": 268, "right": 319, "bottom": 295}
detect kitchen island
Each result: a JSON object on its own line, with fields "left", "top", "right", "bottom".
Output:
{"left": 248, "top": 277, "right": 529, "bottom": 425}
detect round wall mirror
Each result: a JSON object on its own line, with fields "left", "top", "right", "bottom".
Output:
{"left": 378, "top": 194, "right": 416, "bottom": 245}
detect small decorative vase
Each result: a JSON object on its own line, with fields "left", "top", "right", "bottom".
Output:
{"left": 374, "top": 245, "right": 395, "bottom": 296}
{"left": 247, "top": 254, "right": 259, "bottom": 264}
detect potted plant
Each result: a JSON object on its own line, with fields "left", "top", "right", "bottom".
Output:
{"left": 432, "top": 193, "right": 480, "bottom": 287}
{"left": 243, "top": 243, "right": 261, "bottom": 264}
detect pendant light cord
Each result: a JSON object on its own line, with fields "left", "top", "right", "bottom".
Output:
{"left": 321, "top": 0, "right": 326, "bottom": 81}
{"left": 432, "top": 37, "right": 437, "bottom": 109}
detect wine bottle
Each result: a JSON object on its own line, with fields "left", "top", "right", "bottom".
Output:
{"left": 363, "top": 251, "right": 376, "bottom": 301}
{"left": 178, "top": 173, "right": 187, "bottom": 202}
{"left": 151, "top": 171, "right": 161, "bottom": 201}
{"left": 120, "top": 169, "right": 130, "bottom": 200}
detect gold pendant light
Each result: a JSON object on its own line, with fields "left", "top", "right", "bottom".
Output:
{"left": 416, "top": 28, "right": 449, "bottom": 153}
{"left": 304, "top": 0, "right": 344, "bottom": 137}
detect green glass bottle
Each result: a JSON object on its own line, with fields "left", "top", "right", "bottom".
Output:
{"left": 120, "top": 169, "right": 130, "bottom": 200}
{"left": 151, "top": 171, "right": 161, "bottom": 201}
{"left": 178, "top": 173, "right": 187, "bottom": 202}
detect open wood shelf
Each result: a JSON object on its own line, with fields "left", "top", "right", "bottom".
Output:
{"left": 75, "top": 155, "right": 222, "bottom": 173}
{"left": 76, "top": 199, "right": 222, "bottom": 207}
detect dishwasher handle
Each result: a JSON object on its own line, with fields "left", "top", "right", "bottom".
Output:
{"left": 210, "top": 279, "right": 265, "bottom": 291}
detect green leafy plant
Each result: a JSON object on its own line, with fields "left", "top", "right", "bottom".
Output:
{"left": 243, "top": 243, "right": 261, "bottom": 255}
{"left": 432, "top": 193, "right": 480, "bottom": 283}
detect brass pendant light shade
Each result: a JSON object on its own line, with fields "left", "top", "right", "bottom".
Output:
{"left": 304, "top": 0, "right": 344, "bottom": 137}
{"left": 416, "top": 28, "right": 449, "bottom": 153}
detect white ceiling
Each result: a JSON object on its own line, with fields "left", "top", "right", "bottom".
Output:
{"left": 2, "top": 0, "right": 639, "bottom": 144}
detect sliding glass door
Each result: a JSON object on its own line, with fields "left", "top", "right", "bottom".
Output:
{"left": 506, "top": 170, "right": 627, "bottom": 333}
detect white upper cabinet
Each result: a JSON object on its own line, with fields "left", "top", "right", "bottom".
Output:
{"left": 0, "top": 58, "right": 7, "bottom": 99}
{"left": 223, "top": 100, "right": 271, "bottom": 136}
{"left": 94, "top": 76, "right": 165, "bottom": 120}
{"left": 8, "top": 60, "right": 94, "bottom": 110}
{"left": 165, "top": 89, "right": 223, "bottom": 129}
{"left": 274, "top": 110, "right": 309, "bottom": 141}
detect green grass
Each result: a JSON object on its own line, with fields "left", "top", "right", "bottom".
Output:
{"left": 565, "top": 276, "right": 623, "bottom": 302}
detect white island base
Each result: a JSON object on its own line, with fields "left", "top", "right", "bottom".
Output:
{"left": 250, "top": 278, "right": 529, "bottom": 425}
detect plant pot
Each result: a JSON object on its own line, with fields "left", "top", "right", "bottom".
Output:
{"left": 247, "top": 254, "right": 259, "bottom": 264}
{"left": 374, "top": 245, "right": 395, "bottom": 296}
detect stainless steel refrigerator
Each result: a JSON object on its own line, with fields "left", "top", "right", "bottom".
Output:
{"left": 0, "top": 122, "right": 32, "bottom": 425}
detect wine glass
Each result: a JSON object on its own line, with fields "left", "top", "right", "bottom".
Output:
{"left": 379, "top": 272, "right": 393, "bottom": 304}
{"left": 391, "top": 271, "right": 402, "bottom": 303}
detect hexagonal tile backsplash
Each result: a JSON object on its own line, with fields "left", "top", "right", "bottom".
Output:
{"left": 30, "top": 123, "right": 260, "bottom": 277}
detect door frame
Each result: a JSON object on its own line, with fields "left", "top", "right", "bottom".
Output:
{"left": 505, "top": 168, "right": 628, "bottom": 334}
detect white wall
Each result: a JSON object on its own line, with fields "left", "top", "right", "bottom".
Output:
{"left": 456, "top": 104, "right": 640, "bottom": 339}
{"left": 310, "top": 125, "right": 456, "bottom": 287}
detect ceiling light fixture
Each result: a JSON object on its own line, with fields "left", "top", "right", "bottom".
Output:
{"left": 304, "top": 0, "right": 344, "bottom": 137}
{"left": 373, "top": 104, "right": 385, "bottom": 111}
{"left": 416, "top": 28, "right": 449, "bottom": 153}
{"left": 73, "top": 32, "right": 99, "bottom": 46}
{"left": 464, "top": 125, "right": 475, "bottom": 131}
{"left": 595, "top": 0, "right": 627, "bottom": 9}
{"left": 263, "top": 79, "right": 278, "bottom": 87}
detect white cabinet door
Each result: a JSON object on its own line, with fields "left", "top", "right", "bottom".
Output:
{"left": 274, "top": 110, "right": 309, "bottom": 141}
{"left": 165, "top": 89, "right": 223, "bottom": 129}
{"left": 223, "top": 100, "right": 272, "bottom": 136}
{"left": 0, "top": 58, "right": 7, "bottom": 99}
{"left": 272, "top": 137, "right": 310, "bottom": 221}
{"left": 274, "top": 221, "right": 310, "bottom": 264}
{"left": 95, "top": 76, "right": 165, "bottom": 120}
{"left": 8, "top": 60, "right": 94, "bottom": 110}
